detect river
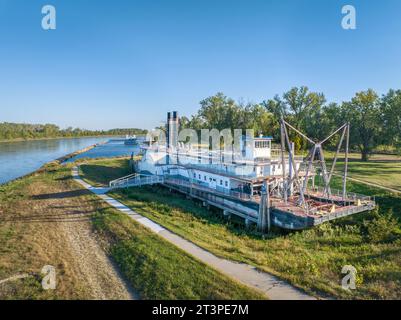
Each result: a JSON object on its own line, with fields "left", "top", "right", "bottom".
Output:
{"left": 0, "top": 137, "right": 140, "bottom": 184}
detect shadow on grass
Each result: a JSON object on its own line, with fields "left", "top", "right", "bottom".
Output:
{"left": 0, "top": 210, "right": 96, "bottom": 223}
{"left": 31, "top": 189, "right": 89, "bottom": 200}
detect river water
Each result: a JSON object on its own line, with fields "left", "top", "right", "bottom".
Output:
{"left": 0, "top": 137, "right": 140, "bottom": 184}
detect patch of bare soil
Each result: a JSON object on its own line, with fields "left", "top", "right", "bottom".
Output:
{"left": 0, "top": 171, "right": 137, "bottom": 300}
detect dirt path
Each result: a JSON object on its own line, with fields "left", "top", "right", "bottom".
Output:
{"left": 73, "top": 167, "right": 315, "bottom": 300}
{"left": 57, "top": 201, "right": 137, "bottom": 300}
{"left": 3, "top": 175, "right": 137, "bottom": 300}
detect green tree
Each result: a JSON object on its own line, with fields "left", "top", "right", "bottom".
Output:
{"left": 339, "top": 89, "right": 382, "bottom": 161}
{"left": 381, "top": 90, "right": 401, "bottom": 151}
{"left": 196, "top": 92, "right": 242, "bottom": 131}
{"left": 263, "top": 86, "right": 326, "bottom": 148}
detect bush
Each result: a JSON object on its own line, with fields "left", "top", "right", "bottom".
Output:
{"left": 363, "top": 210, "right": 400, "bottom": 243}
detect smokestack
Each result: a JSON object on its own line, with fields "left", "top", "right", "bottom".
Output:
{"left": 166, "top": 111, "right": 179, "bottom": 164}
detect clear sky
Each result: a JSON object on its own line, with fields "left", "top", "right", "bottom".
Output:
{"left": 0, "top": 0, "right": 400, "bottom": 130}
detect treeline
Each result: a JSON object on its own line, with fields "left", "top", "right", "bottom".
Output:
{"left": 181, "top": 88, "right": 401, "bottom": 161}
{"left": 0, "top": 123, "right": 147, "bottom": 141}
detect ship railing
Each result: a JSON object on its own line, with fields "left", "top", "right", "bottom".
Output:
{"left": 109, "top": 174, "right": 164, "bottom": 189}
{"left": 306, "top": 185, "right": 373, "bottom": 202}
{"left": 163, "top": 177, "right": 253, "bottom": 201}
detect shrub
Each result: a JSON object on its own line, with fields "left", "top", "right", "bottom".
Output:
{"left": 363, "top": 210, "right": 400, "bottom": 243}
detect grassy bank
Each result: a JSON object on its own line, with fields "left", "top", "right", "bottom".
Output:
{"left": 79, "top": 157, "right": 401, "bottom": 299}
{"left": 79, "top": 158, "right": 132, "bottom": 187}
{"left": 0, "top": 161, "right": 263, "bottom": 299}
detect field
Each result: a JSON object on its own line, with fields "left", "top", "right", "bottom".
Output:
{"left": 0, "top": 161, "right": 264, "bottom": 300}
{"left": 325, "top": 152, "right": 401, "bottom": 192}
{"left": 79, "top": 156, "right": 401, "bottom": 299}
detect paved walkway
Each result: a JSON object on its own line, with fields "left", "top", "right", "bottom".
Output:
{"left": 72, "top": 167, "right": 315, "bottom": 300}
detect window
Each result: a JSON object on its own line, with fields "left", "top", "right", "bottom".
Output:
{"left": 198, "top": 174, "right": 201, "bottom": 179}
{"left": 193, "top": 173, "right": 196, "bottom": 178}
{"left": 225, "top": 181, "right": 228, "bottom": 187}
{"left": 204, "top": 176, "right": 206, "bottom": 181}
{"left": 220, "top": 180, "right": 223, "bottom": 185}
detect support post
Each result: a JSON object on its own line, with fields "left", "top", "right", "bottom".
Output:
{"left": 258, "top": 182, "right": 266, "bottom": 232}
{"left": 288, "top": 142, "right": 295, "bottom": 196}
{"left": 266, "top": 182, "right": 271, "bottom": 232}
{"left": 280, "top": 120, "right": 287, "bottom": 203}
{"left": 258, "top": 180, "right": 270, "bottom": 233}
{"left": 302, "top": 145, "right": 316, "bottom": 196}
{"left": 327, "top": 126, "right": 347, "bottom": 184}
{"left": 282, "top": 121, "right": 306, "bottom": 207}
{"left": 318, "top": 145, "right": 331, "bottom": 198}
{"left": 223, "top": 210, "right": 231, "bottom": 218}
{"left": 343, "top": 123, "right": 350, "bottom": 200}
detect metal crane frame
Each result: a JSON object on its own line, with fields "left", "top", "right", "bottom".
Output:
{"left": 279, "top": 119, "right": 350, "bottom": 209}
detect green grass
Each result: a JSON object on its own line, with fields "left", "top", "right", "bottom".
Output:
{"left": 324, "top": 152, "right": 401, "bottom": 192}
{"left": 0, "top": 161, "right": 263, "bottom": 300}
{"left": 80, "top": 157, "right": 401, "bottom": 300}
{"left": 78, "top": 158, "right": 132, "bottom": 187}
{"left": 0, "top": 164, "right": 88, "bottom": 299}
{"left": 92, "top": 206, "right": 264, "bottom": 300}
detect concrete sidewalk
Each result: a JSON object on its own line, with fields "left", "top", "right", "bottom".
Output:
{"left": 72, "top": 167, "right": 316, "bottom": 300}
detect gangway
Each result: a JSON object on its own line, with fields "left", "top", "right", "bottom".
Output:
{"left": 109, "top": 173, "right": 164, "bottom": 189}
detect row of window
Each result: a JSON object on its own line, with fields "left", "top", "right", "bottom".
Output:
{"left": 192, "top": 173, "right": 229, "bottom": 187}
{"left": 272, "top": 164, "right": 282, "bottom": 172}
{"left": 252, "top": 164, "right": 282, "bottom": 174}
{"left": 255, "top": 141, "right": 270, "bottom": 149}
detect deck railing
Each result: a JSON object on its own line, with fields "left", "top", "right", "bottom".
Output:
{"left": 163, "top": 177, "right": 253, "bottom": 201}
{"left": 306, "top": 185, "right": 373, "bottom": 202}
{"left": 109, "top": 174, "right": 164, "bottom": 189}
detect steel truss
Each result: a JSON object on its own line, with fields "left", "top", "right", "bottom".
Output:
{"left": 279, "top": 119, "right": 350, "bottom": 211}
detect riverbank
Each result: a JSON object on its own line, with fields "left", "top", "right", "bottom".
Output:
{"left": 56, "top": 142, "right": 107, "bottom": 163}
{"left": 0, "top": 142, "right": 102, "bottom": 187}
{"left": 0, "top": 135, "right": 116, "bottom": 144}
{"left": 0, "top": 135, "right": 139, "bottom": 186}
{"left": 0, "top": 160, "right": 264, "bottom": 299}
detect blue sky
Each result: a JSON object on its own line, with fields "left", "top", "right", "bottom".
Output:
{"left": 0, "top": 0, "right": 400, "bottom": 130}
